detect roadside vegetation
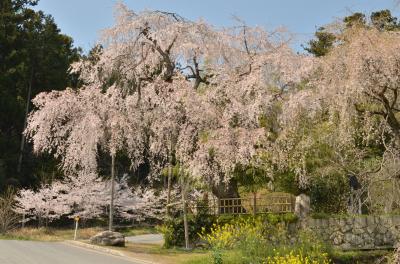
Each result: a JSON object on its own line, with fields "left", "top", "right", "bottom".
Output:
{"left": 0, "top": 226, "right": 155, "bottom": 242}
{"left": 0, "top": 227, "right": 101, "bottom": 241}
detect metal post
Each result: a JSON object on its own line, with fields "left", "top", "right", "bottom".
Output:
{"left": 74, "top": 217, "right": 79, "bottom": 240}
{"left": 166, "top": 145, "right": 172, "bottom": 217}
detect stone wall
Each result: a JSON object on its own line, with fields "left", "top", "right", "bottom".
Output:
{"left": 299, "top": 215, "right": 400, "bottom": 250}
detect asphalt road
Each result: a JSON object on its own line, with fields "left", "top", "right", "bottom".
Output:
{"left": 125, "top": 234, "right": 163, "bottom": 245}
{"left": 0, "top": 240, "right": 141, "bottom": 264}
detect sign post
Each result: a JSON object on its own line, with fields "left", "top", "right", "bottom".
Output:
{"left": 74, "top": 216, "right": 80, "bottom": 241}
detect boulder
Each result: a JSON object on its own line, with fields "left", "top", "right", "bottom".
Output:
{"left": 90, "top": 231, "right": 125, "bottom": 247}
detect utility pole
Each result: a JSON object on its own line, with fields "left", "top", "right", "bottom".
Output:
{"left": 109, "top": 154, "right": 115, "bottom": 231}
{"left": 180, "top": 166, "right": 189, "bottom": 249}
{"left": 166, "top": 140, "right": 173, "bottom": 217}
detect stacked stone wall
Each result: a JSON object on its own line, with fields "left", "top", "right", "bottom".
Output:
{"left": 298, "top": 215, "right": 400, "bottom": 250}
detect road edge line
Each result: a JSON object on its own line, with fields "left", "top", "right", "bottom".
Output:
{"left": 65, "top": 240, "right": 125, "bottom": 257}
{"left": 64, "top": 240, "right": 156, "bottom": 264}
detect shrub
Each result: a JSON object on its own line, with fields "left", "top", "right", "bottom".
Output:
{"left": 308, "top": 174, "right": 349, "bottom": 214}
{"left": 200, "top": 217, "right": 331, "bottom": 264}
{"left": 0, "top": 187, "right": 19, "bottom": 234}
{"left": 159, "top": 212, "right": 298, "bottom": 249}
{"left": 159, "top": 207, "right": 215, "bottom": 248}
{"left": 201, "top": 218, "right": 266, "bottom": 250}
{"left": 157, "top": 224, "right": 175, "bottom": 249}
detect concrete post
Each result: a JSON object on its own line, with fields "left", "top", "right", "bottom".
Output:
{"left": 295, "top": 194, "right": 310, "bottom": 219}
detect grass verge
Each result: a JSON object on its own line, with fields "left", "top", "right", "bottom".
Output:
{"left": 0, "top": 226, "right": 158, "bottom": 241}
{"left": 102, "top": 242, "right": 209, "bottom": 264}
{"left": 0, "top": 227, "right": 102, "bottom": 241}
{"left": 330, "top": 249, "right": 393, "bottom": 264}
{"left": 160, "top": 248, "right": 395, "bottom": 264}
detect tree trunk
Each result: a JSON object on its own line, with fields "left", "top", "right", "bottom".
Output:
{"left": 17, "top": 68, "right": 34, "bottom": 174}
{"left": 182, "top": 196, "right": 189, "bottom": 249}
{"left": 109, "top": 154, "right": 115, "bottom": 231}
{"left": 38, "top": 215, "right": 42, "bottom": 228}
{"left": 22, "top": 213, "right": 25, "bottom": 228}
{"left": 180, "top": 167, "right": 190, "bottom": 249}
{"left": 166, "top": 165, "right": 172, "bottom": 216}
{"left": 379, "top": 94, "right": 400, "bottom": 146}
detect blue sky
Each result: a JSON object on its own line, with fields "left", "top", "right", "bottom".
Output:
{"left": 35, "top": 0, "right": 399, "bottom": 53}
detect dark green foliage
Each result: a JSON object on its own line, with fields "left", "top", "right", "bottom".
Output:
{"left": 234, "top": 163, "right": 271, "bottom": 193}
{"left": 303, "top": 27, "right": 336, "bottom": 57}
{"left": 304, "top": 10, "right": 400, "bottom": 57}
{"left": 272, "top": 171, "right": 301, "bottom": 195}
{"left": 343, "top": 12, "right": 366, "bottom": 27}
{"left": 371, "top": 9, "right": 399, "bottom": 31}
{"left": 308, "top": 174, "right": 349, "bottom": 214}
{"left": 161, "top": 210, "right": 216, "bottom": 248}
{"left": 0, "top": 0, "right": 81, "bottom": 191}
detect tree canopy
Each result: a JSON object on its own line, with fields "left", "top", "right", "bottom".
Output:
{"left": 0, "top": 0, "right": 81, "bottom": 190}
{"left": 4, "top": 2, "right": 400, "bottom": 216}
{"left": 304, "top": 10, "right": 400, "bottom": 57}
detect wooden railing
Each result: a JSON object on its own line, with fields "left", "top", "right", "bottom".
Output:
{"left": 195, "top": 193, "right": 295, "bottom": 215}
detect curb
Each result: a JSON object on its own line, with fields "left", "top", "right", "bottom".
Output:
{"left": 64, "top": 240, "right": 157, "bottom": 264}
{"left": 65, "top": 240, "right": 125, "bottom": 257}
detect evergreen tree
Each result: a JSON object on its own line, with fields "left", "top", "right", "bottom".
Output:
{"left": 304, "top": 9, "right": 400, "bottom": 56}
{"left": 302, "top": 27, "right": 336, "bottom": 57}
{"left": 0, "top": 0, "right": 81, "bottom": 191}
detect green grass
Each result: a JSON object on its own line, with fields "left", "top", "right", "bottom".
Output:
{"left": 0, "top": 233, "right": 31, "bottom": 241}
{"left": 178, "top": 248, "right": 394, "bottom": 264}
{"left": 181, "top": 250, "right": 242, "bottom": 264}
{"left": 181, "top": 253, "right": 212, "bottom": 264}
{"left": 110, "top": 242, "right": 210, "bottom": 264}
{"left": 330, "top": 249, "right": 392, "bottom": 264}
{"left": 123, "top": 242, "right": 205, "bottom": 255}
{"left": 0, "top": 226, "right": 158, "bottom": 242}
{"left": 0, "top": 227, "right": 102, "bottom": 241}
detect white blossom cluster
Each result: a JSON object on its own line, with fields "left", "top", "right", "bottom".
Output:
{"left": 14, "top": 174, "right": 165, "bottom": 222}
{"left": 23, "top": 3, "right": 315, "bottom": 216}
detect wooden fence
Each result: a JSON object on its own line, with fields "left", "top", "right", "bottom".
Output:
{"left": 195, "top": 193, "right": 295, "bottom": 215}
